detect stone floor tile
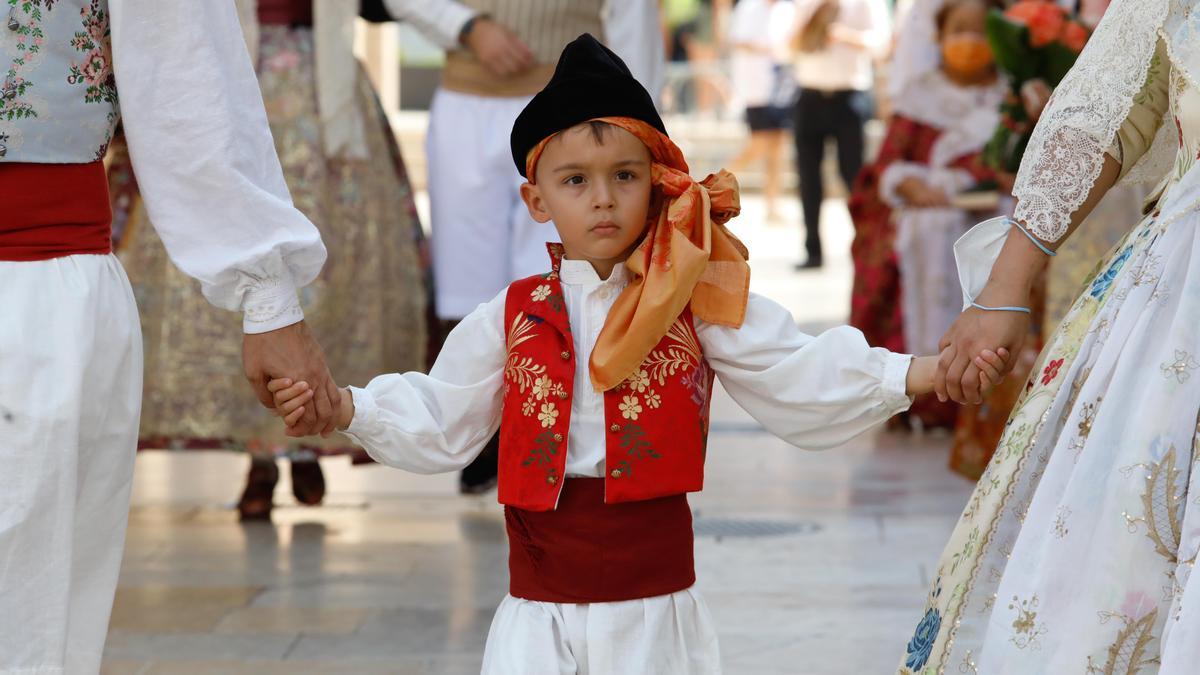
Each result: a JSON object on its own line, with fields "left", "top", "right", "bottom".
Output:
{"left": 212, "top": 607, "right": 372, "bottom": 635}
{"left": 109, "top": 586, "right": 262, "bottom": 633}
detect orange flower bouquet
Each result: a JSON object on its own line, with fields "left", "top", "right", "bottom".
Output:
{"left": 983, "top": 0, "right": 1091, "bottom": 173}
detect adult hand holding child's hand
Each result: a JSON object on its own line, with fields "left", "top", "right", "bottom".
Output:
{"left": 936, "top": 288, "right": 1030, "bottom": 405}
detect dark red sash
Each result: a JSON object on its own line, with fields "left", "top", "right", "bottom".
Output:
{"left": 505, "top": 478, "right": 696, "bottom": 603}
{"left": 257, "top": 0, "right": 314, "bottom": 26}
{"left": 0, "top": 161, "right": 112, "bottom": 262}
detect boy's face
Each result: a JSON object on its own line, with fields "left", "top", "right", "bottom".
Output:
{"left": 520, "top": 123, "right": 653, "bottom": 275}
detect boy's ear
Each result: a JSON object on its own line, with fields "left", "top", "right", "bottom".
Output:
{"left": 520, "top": 182, "right": 553, "bottom": 224}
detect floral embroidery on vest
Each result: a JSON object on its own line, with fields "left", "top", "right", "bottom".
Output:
{"left": 3, "top": 0, "right": 57, "bottom": 122}
{"left": 67, "top": 0, "right": 115, "bottom": 157}
{"left": 505, "top": 310, "right": 568, "bottom": 486}
{"left": 609, "top": 318, "right": 705, "bottom": 477}
{"left": 3, "top": 0, "right": 120, "bottom": 161}
{"left": 499, "top": 243, "right": 714, "bottom": 510}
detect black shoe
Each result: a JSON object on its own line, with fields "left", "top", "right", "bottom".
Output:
{"left": 290, "top": 458, "right": 326, "bottom": 506}
{"left": 237, "top": 458, "right": 279, "bottom": 521}
{"left": 794, "top": 258, "right": 824, "bottom": 271}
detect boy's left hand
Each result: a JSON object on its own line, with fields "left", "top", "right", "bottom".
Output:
{"left": 267, "top": 378, "right": 315, "bottom": 430}
{"left": 907, "top": 348, "right": 1010, "bottom": 398}
{"left": 972, "top": 349, "right": 1011, "bottom": 394}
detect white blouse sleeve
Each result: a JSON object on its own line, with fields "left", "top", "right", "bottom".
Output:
{"left": 382, "top": 0, "right": 476, "bottom": 49}
{"left": 342, "top": 292, "right": 507, "bottom": 474}
{"left": 109, "top": 0, "right": 327, "bottom": 334}
{"left": 697, "top": 293, "right": 913, "bottom": 450}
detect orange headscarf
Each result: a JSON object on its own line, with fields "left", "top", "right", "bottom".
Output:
{"left": 525, "top": 116, "right": 750, "bottom": 392}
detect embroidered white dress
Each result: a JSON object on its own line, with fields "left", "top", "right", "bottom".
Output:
{"left": 344, "top": 260, "right": 914, "bottom": 674}
{"left": 899, "top": 31, "right": 1200, "bottom": 675}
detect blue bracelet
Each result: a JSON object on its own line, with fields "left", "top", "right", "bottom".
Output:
{"left": 1007, "top": 217, "right": 1057, "bottom": 257}
{"left": 969, "top": 300, "right": 1032, "bottom": 314}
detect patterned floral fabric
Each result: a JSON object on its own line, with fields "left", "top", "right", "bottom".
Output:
{"left": 900, "top": 44, "right": 1200, "bottom": 674}
{"left": 1, "top": 0, "right": 119, "bottom": 161}
{"left": 107, "top": 25, "right": 428, "bottom": 455}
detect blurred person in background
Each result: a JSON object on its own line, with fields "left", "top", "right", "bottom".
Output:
{"left": 790, "top": 0, "right": 890, "bottom": 270}
{"left": 847, "top": 0, "right": 1004, "bottom": 430}
{"left": 726, "top": 0, "right": 797, "bottom": 223}
{"left": 107, "top": 0, "right": 428, "bottom": 520}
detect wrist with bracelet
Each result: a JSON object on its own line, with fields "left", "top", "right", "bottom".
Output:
{"left": 968, "top": 217, "right": 1053, "bottom": 314}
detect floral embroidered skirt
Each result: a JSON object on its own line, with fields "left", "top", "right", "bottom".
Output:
{"left": 107, "top": 26, "right": 428, "bottom": 455}
{"left": 900, "top": 203, "right": 1200, "bottom": 673}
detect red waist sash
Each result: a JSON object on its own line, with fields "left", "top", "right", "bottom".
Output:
{"left": 257, "top": 0, "right": 314, "bottom": 26}
{"left": 0, "top": 161, "right": 112, "bottom": 262}
{"left": 505, "top": 478, "right": 696, "bottom": 604}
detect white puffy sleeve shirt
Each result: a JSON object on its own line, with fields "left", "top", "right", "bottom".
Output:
{"left": 344, "top": 261, "right": 913, "bottom": 476}
{"left": 109, "top": 0, "right": 326, "bottom": 333}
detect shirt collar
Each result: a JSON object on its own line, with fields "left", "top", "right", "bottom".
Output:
{"left": 558, "top": 259, "right": 628, "bottom": 287}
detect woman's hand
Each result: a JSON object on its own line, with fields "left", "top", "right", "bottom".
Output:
{"left": 897, "top": 177, "right": 950, "bottom": 207}
{"left": 1020, "top": 79, "right": 1053, "bottom": 122}
{"left": 936, "top": 283, "right": 1031, "bottom": 404}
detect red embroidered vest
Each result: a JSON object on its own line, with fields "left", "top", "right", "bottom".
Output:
{"left": 498, "top": 246, "right": 716, "bottom": 512}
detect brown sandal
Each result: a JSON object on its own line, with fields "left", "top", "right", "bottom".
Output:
{"left": 237, "top": 457, "right": 279, "bottom": 521}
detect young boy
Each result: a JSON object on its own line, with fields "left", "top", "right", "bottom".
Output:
{"left": 269, "top": 34, "right": 1006, "bottom": 674}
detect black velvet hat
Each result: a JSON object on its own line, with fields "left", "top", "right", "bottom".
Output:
{"left": 510, "top": 33, "right": 667, "bottom": 178}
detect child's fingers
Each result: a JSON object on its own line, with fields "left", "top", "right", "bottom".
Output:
{"left": 267, "top": 378, "right": 294, "bottom": 393}
{"left": 278, "top": 388, "right": 314, "bottom": 416}
{"left": 978, "top": 349, "right": 1007, "bottom": 373}
{"left": 272, "top": 381, "right": 310, "bottom": 406}
{"left": 974, "top": 352, "right": 1004, "bottom": 385}
{"left": 284, "top": 405, "right": 307, "bottom": 427}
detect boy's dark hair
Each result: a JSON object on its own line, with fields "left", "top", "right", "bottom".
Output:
{"left": 586, "top": 120, "right": 611, "bottom": 144}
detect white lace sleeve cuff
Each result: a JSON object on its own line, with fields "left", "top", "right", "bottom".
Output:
{"left": 241, "top": 274, "right": 304, "bottom": 334}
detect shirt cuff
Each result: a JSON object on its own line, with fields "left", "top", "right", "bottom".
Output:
{"left": 342, "top": 386, "right": 378, "bottom": 445}
{"left": 241, "top": 274, "right": 305, "bottom": 334}
{"left": 444, "top": 4, "right": 478, "bottom": 46}
{"left": 882, "top": 352, "right": 915, "bottom": 413}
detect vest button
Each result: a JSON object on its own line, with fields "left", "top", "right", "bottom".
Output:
{"left": 560, "top": 350, "right": 570, "bottom": 360}
{"left": 553, "top": 433, "right": 563, "bottom": 442}
{"left": 557, "top": 390, "right": 568, "bottom": 400}
{"left": 546, "top": 475, "right": 558, "bottom": 485}
{"left": 609, "top": 424, "right": 620, "bottom": 433}
{"left": 610, "top": 469, "right": 622, "bottom": 479}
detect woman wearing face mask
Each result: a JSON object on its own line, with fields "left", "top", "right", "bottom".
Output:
{"left": 847, "top": 0, "right": 1005, "bottom": 430}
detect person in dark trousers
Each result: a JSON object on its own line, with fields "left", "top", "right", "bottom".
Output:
{"left": 790, "top": 0, "right": 890, "bottom": 269}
